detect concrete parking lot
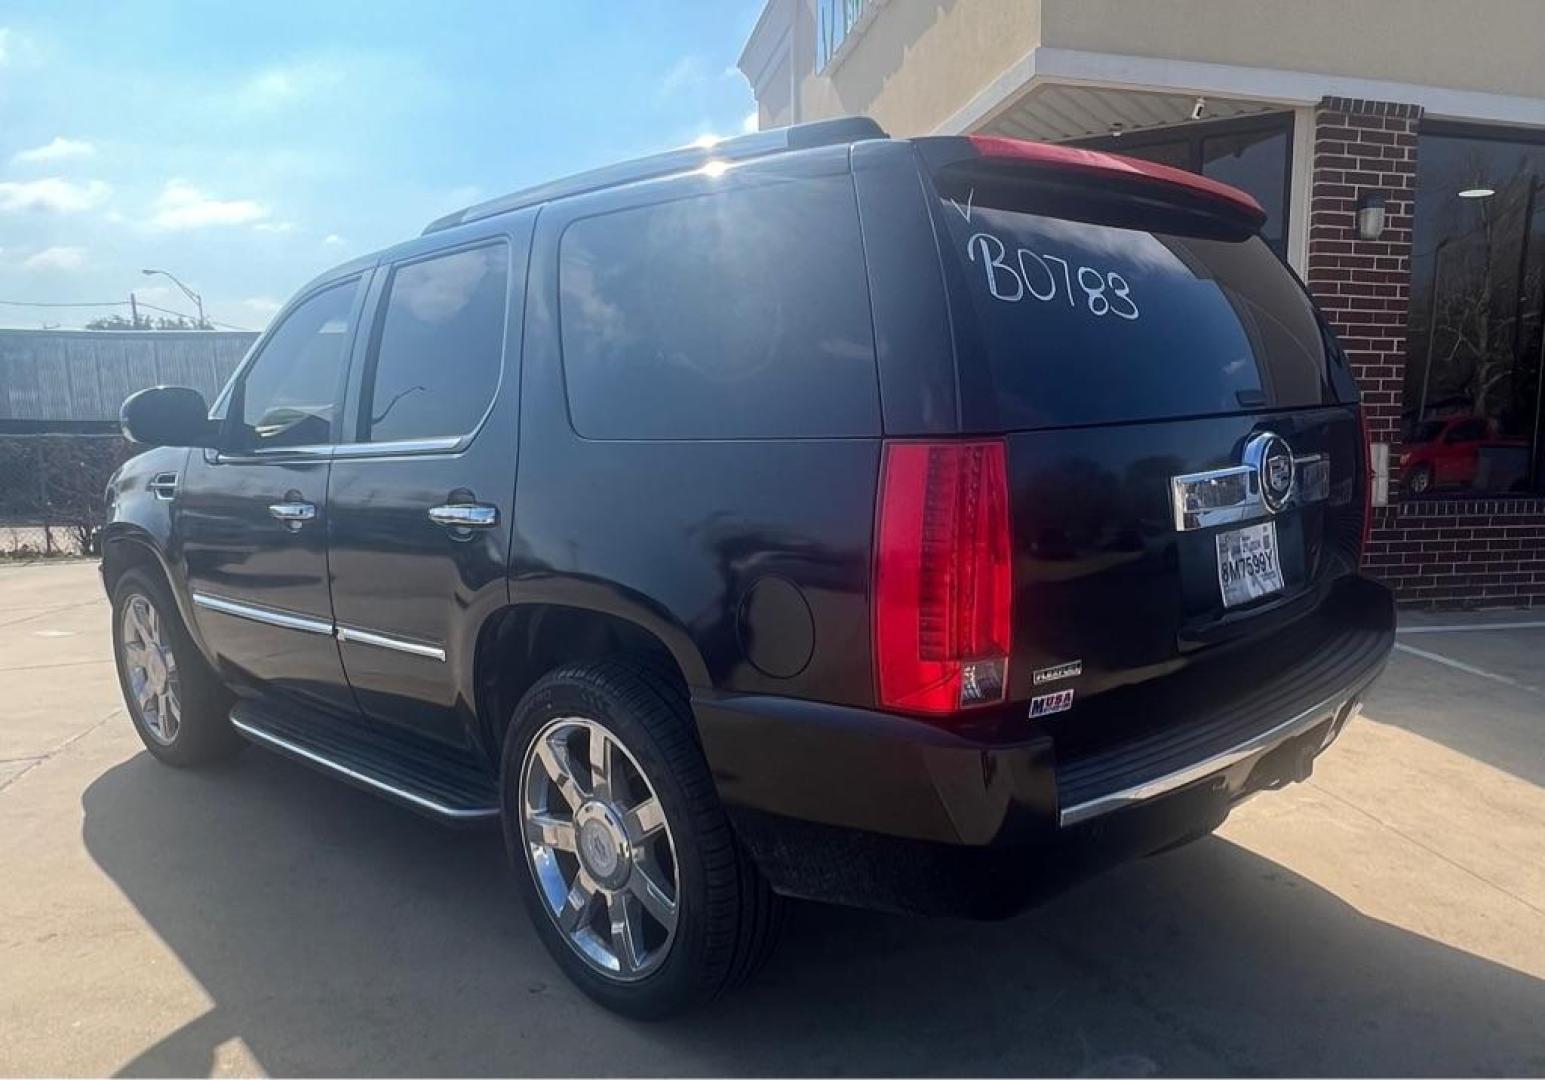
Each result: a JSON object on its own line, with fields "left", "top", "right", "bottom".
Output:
{"left": 1, "top": 560, "right": 1542, "bottom": 1077}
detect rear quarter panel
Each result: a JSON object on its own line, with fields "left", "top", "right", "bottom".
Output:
{"left": 513, "top": 167, "right": 882, "bottom": 707}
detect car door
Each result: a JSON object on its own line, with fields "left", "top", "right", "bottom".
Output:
{"left": 175, "top": 273, "right": 369, "bottom": 717}
{"left": 1440, "top": 418, "right": 1488, "bottom": 486}
{"left": 325, "top": 219, "right": 530, "bottom": 750}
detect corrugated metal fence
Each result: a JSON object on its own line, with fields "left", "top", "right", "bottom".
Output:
{"left": 0, "top": 329, "right": 254, "bottom": 426}
{"left": 0, "top": 330, "right": 257, "bottom": 557}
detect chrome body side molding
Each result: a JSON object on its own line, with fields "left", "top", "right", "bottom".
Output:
{"left": 192, "top": 593, "right": 446, "bottom": 660}
{"left": 192, "top": 592, "right": 333, "bottom": 636}
{"left": 335, "top": 625, "right": 447, "bottom": 662}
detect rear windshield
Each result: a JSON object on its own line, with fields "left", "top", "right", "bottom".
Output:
{"left": 931, "top": 164, "right": 1332, "bottom": 429}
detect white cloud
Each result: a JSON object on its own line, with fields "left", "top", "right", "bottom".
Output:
{"left": 12, "top": 137, "right": 96, "bottom": 165}
{"left": 151, "top": 179, "right": 267, "bottom": 229}
{"left": 658, "top": 56, "right": 707, "bottom": 99}
{"left": 0, "top": 178, "right": 110, "bottom": 213}
{"left": 237, "top": 61, "right": 345, "bottom": 111}
{"left": 322, "top": 233, "right": 346, "bottom": 247}
{"left": 24, "top": 245, "right": 87, "bottom": 271}
{"left": 254, "top": 220, "right": 296, "bottom": 233}
{"left": 0, "top": 27, "right": 48, "bottom": 70}
{"left": 241, "top": 296, "right": 283, "bottom": 317}
{"left": 742, "top": 110, "right": 759, "bottom": 134}
{"left": 0, "top": 27, "right": 44, "bottom": 69}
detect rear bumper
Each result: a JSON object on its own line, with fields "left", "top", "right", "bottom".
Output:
{"left": 694, "top": 574, "right": 1394, "bottom": 917}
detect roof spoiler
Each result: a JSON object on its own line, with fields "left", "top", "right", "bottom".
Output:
{"left": 920, "top": 134, "right": 1268, "bottom": 228}
{"left": 423, "top": 116, "right": 889, "bottom": 235}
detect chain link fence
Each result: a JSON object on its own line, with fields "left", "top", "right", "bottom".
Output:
{"left": 0, "top": 434, "right": 136, "bottom": 559}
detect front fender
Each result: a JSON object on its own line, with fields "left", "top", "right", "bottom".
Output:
{"left": 100, "top": 447, "right": 210, "bottom": 661}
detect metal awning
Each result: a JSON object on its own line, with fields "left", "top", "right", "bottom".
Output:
{"left": 974, "top": 83, "right": 1285, "bottom": 141}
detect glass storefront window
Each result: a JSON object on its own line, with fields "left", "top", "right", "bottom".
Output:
{"left": 1112, "top": 138, "right": 1191, "bottom": 172}
{"left": 1075, "top": 115, "right": 1293, "bottom": 259}
{"left": 1203, "top": 128, "right": 1289, "bottom": 255}
{"left": 1404, "top": 126, "right": 1545, "bottom": 496}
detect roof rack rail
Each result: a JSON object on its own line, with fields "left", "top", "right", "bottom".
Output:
{"left": 422, "top": 116, "right": 888, "bottom": 235}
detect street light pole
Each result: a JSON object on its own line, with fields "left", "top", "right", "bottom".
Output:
{"left": 140, "top": 268, "right": 205, "bottom": 327}
{"left": 1509, "top": 177, "right": 1541, "bottom": 363}
{"left": 1417, "top": 236, "right": 1452, "bottom": 422}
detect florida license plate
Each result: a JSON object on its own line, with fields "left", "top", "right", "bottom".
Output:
{"left": 1216, "top": 521, "right": 1285, "bottom": 608}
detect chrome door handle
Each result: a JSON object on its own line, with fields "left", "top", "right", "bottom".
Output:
{"left": 428, "top": 503, "right": 499, "bottom": 530}
{"left": 268, "top": 501, "right": 317, "bottom": 531}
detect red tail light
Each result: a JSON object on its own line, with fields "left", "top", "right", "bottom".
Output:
{"left": 874, "top": 440, "right": 1012, "bottom": 715}
{"left": 1358, "top": 407, "right": 1375, "bottom": 555}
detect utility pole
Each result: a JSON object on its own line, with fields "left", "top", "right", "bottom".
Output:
{"left": 129, "top": 292, "right": 140, "bottom": 327}
{"left": 1509, "top": 178, "right": 1540, "bottom": 363}
{"left": 1417, "top": 237, "right": 1451, "bottom": 422}
{"left": 140, "top": 268, "right": 206, "bottom": 328}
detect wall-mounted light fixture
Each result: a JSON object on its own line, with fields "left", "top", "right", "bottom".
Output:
{"left": 1190, "top": 96, "right": 1207, "bottom": 121}
{"left": 1355, "top": 191, "right": 1387, "bottom": 241}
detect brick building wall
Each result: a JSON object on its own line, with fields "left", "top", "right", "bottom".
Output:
{"left": 1304, "top": 96, "right": 1545, "bottom": 607}
{"left": 1365, "top": 497, "right": 1545, "bottom": 606}
{"left": 1304, "top": 96, "right": 1420, "bottom": 474}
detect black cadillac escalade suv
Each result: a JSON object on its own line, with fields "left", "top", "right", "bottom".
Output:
{"left": 104, "top": 117, "right": 1394, "bottom": 1018}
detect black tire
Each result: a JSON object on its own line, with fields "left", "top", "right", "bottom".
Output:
{"left": 501, "top": 657, "right": 783, "bottom": 1019}
{"left": 110, "top": 567, "right": 241, "bottom": 767}
{"left": 1407, "top": 463, "right": 1433, "bottom": 495}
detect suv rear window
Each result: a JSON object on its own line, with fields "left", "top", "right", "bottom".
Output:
{"left": 558, "top": 176, "right": 879, "bottom": 439}
{"left": 931, "top": 164, "right": 1332, "bottom": 429}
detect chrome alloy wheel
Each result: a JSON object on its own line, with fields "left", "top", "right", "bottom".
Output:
{"left": 520, "top": 717, "right": 679, "bottom": 981}
{"left": 121, "top": 594, "right": 180, "bottom": 745}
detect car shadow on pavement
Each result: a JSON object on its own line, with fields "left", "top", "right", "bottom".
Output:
{"left": 84, "top": 747, "right": 1545, "bottom": 1078}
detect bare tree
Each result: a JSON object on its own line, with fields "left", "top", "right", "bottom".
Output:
{"left": 1415, "top": 151, "right": 1540, "bottom": 429}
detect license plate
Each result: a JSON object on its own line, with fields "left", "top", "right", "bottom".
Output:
{"left": 1216, "top": 521, "right": 1284, "bottom": 608}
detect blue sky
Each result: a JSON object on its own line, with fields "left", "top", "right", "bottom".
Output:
{"left": 0, "top": 1, "right": 762, "bottom": 330}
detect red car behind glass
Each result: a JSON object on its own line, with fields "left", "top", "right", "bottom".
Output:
{"left": 1402, "top": 415, "right": 1528, "bottom": 494}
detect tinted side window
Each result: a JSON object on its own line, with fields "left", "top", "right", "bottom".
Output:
{"left": 238, "top": 279, "right": 359, "bottom": 448}
{"left": 362, "top": 242, "right": 510, "bottom": 443}
{"left": 558, "top": 176, "right": 879, "bottom": 439}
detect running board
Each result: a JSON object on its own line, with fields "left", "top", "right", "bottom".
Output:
{"left": 230, "top": 701, "right": 500, "bottom": 822}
